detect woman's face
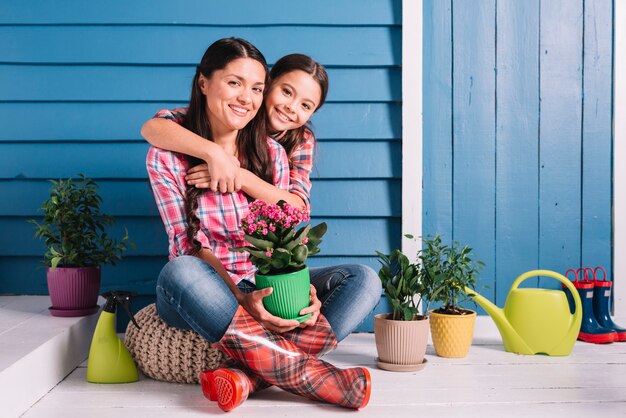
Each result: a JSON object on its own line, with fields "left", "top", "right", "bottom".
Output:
{"left": 199, "top": 58, "right": 266, "bottom": 135}
{"left": 265, "top": 70, "right": 322, "bottom": 134}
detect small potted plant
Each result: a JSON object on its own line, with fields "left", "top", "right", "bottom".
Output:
{"left": 231, "top": 200, "right": 327, "bottom": 322}
{"left": 419, "top": 234, "right": 484, "bottom": 358}
{"left": 374, "top": 243, "right": 433, "bottom": 372}
{"left": 29, "top": 175, "right": 132, "bottom": 317}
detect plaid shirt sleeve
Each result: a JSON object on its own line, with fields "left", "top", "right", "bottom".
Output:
{"left": 269, "top": 138, "right": 291, "bottom": 189}
{"left": 153, "top": 107, "right": 188, "bottom": 124}
{"left": 288, "top": 129, "right": 315, "bottom": 210}
{"left": 146, "top": 146, "right": 209, "bottom": 258}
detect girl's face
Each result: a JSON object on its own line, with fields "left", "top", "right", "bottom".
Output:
{"left": 199, "top": 58, "right": 266, "bottom": 135}
{"left": 265, "top": 70, "right": 322, "bottom": 134}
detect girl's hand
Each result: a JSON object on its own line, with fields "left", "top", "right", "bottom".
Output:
{"left": 186, "top": 164, "right": 212, "bottom": 188}
{"left": 238, "top": 287, "right": 300, "bottom": 333}
{"left": 298, "top": 285, "right": 322, "bottom": 328}
{"left": 192, "top": 150, "right": 241, "bottom": 193}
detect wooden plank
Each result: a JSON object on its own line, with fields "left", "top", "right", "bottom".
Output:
{"left": 0, "top": 179, "right": 401, "bottom": 217}
{"left": 21, "top": 402, "right": 626, "bottom": 418}
{"left": 1, "top": 217, "right": 400, "bottom": 256}
{"left": 422, "top": 0, "right": 453, "bottom": 241}
{"left": 0, "top": 66, "right": 401, "bottom": 103}
{"left": 0, "top": 0, "right": 401, "bottom": 25}
{"left": 0, "top": 255, "right": 382, "bottom": 295}
{"left": 538, "top": 0, "right": 583, "bottom": 288}
{"left": 0, "top": 141, "right": 401, "bottom": 180}
{"left": 0, "top": 102, "right": 400, "bottom": 141}
{"left": 495, "top": 0, "right": 540, "bottom": 302}
{"left": 452, "top": 0, "right": 496, "bottom": 307}
{"left": 581, "top": 0, "right": 613, "bottom": 278}
{"left": 0, "top": 26, "right": 400, "bottom": 67}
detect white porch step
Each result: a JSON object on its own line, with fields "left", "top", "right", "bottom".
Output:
{"left": 0, "top": 296, "right": 99, "bottom": 418}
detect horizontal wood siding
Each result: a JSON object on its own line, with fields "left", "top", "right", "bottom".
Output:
{"left": 0, "top": 0, "right": 402, "bottom": 330}
{"left": 423, "top": 0, "right": 613, "bottom": 308}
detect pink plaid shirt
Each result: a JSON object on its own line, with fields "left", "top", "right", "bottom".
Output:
{"left": 155, "top": 107, "right": 314, "bottom": 209}
{"left": 147, "top": 132, "right": 289, "bottom": 284}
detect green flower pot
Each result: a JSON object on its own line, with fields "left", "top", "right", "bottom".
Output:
{"left": 255, "top": 266, "right": 312, "bottom": 323}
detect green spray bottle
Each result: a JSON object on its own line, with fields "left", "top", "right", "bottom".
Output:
{"left": 86, "top": 291, "right": 140, "bottom": 383}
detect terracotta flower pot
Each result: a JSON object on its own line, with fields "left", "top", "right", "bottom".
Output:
{"left": 429, "top": 309, "right": 476, "bottom": 358}
{"left": 47, "top": 266, "right": 101, "bottom": 317}
{"left": 374, "top": 313, "right": 429, "bottom": 371}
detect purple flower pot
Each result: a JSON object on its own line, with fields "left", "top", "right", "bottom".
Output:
{"left": 47, "top": 266, "right": 101, "bottom": 316}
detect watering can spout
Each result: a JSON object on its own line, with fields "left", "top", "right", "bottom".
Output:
{"left": 464, "top": 287, "right": 535, "bottom": 355}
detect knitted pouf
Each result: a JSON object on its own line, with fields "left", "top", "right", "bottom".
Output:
{"left": 124, "top": 303, "right": 226, "bottom": 384}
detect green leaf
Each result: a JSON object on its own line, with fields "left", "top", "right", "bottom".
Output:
{"left": 309, "top": 222, "right": 328, "bottom": 239}
{"left": 291, "top": 244, "right": 308, "bottom": 263}
{"left": 270, "top": 248, "right": 291, "bottom": 270}
{"left": 244, "top": 235, "right": 276, "bottom": 249}
{"left": 51, "top": 256, "right": 62, "bottom": 270}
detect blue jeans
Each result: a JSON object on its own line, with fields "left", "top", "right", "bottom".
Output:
{"left": 309, "top": 264, "right": 381, "bottom": 341}
{"left": 156, "top": 256, "right": 381, "bottom": 343}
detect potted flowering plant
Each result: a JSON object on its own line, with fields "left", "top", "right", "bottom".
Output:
{"left": 231, "top": 200, "right": 327, "bottom": 322}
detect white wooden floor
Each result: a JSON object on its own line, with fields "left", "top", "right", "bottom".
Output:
{"left": 22, "top": 321, "right": 626, "bottom": 418}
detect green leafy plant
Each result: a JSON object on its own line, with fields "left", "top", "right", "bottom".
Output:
{"left": 230, "top": 199, "right": 327, "bottom": 275}
{"left": 418, "top": 234, "right": 484, "bottom": 315}
{"left": 28, "top": 175, "right": 133, "bottom": 269}
{"left": 376, "top": 248, "right": 431, "bottom": 321}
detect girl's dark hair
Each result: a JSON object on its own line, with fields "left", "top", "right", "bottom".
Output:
{"left": 269, "top": 54, "right": 329, "bottom": 165}
{"left": 183, "top": 37, "right": 271, "bottom": 255}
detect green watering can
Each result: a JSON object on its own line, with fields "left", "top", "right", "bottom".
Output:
{"left": 466, "top": 269, "right": 582, "bottom": 356}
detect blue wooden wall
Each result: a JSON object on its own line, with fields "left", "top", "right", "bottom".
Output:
{"left": 423, "top": 0, "right": 613, "bottom": 309}
{"left": 1, "top": 0, "right": 614, "bottom": 322}
{"left": 0, "top": 0, "right": 401, "bottom": 329}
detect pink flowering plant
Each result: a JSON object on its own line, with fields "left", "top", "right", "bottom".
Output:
{"left": 230, "top": 200, "right": 327, "bottom": 275}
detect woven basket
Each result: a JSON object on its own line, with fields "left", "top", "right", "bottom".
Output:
{"left": 124, "top": 303, "right": 226, "bottom": 384}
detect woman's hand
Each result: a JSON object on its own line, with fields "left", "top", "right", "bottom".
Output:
{"left": 298, "top": 285, "right": 322, "bottom": 328}
{"left": 237, "top": 287, "right": 301, "bottom": 333}
{"left": 192, "top": 149, "right": 241, "bottom": 193}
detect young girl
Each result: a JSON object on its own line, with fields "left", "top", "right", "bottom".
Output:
{"left": 146, "top": 38, "right": 370, "bottom": 412}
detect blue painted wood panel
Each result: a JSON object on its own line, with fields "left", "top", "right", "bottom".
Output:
{"left": 423, "top": 0, "right": 453, "bottom": 242}
{"left": 0, "top": 66, "right": 401, "bottom": 103}
{"left": 423, "top": 1, "right": 613, "bottom": 310}
{"left": 0, "top": 26, "right": 400, "bottom": 66}
{"left": 0, "top": 142, "right": 401, "bottom": 180}
{"left": 0, "top": 103, "right": 400, "bottom": 141}
{"left": 452, "top": 0, "right": 496, "bottom": 310}
{"left": 495, "top": 0, "right": 540, "bottom": 299}
{"left": 538, "top": 0, "right": 583, "bottom": 288}
{"left": 1, "top": 0, "right": 401, "bottom": 25}
{"left": 2, "top": 217, "right": 400, "bottom": 257}
{"left": 581, "top": 0, "right": 613, "bottom": 280}
{"left": 0, "top": 180, "right": 400, "bottom": 217}
{"left": 0, "top": 2, "right": 401, "bottom": 333}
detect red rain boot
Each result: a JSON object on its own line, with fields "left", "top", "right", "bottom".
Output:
{"left": 213, "top": 306, "right": 370, "bottom": 409}
{"left": 201, "top": 313, "right": 340, "bottom": 411}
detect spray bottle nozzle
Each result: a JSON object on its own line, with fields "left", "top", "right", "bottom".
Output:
{"left": 102, "top": 291, "right": 140, "bottom": 329}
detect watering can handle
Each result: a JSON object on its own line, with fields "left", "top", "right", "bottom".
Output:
{"left": 510, "top": 269, "right": 582, "bottom": 335}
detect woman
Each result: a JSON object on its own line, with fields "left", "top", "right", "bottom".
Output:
{"left": 142, "top": 53, "right": 381, "bottom": 340}
{"left": 146, "top": 38, "right": 371, "bottom": 412}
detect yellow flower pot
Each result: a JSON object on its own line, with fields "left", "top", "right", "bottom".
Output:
{"left": 429, "top": 309, "right": 476, "bottom": 358}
